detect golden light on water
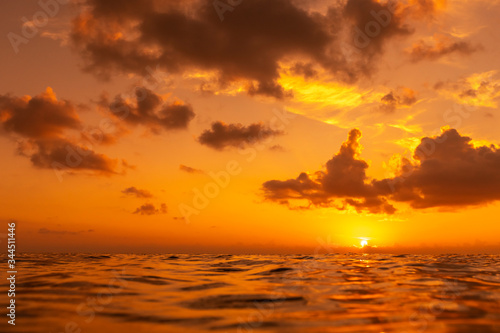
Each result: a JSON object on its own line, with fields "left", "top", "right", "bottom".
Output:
{"left": 3, "top": 0, "right": 500, "bottom": 331}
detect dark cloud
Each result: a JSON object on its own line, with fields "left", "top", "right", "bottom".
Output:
{"left": 380, "top": 87, "right": 417, "bottom": 113}
{"left": 0, "top": 89, "right": 125, "bottom": 175}
{"left": 27, "top": 138, "right": 120, "bottom": 174}
{"left": 407, "top": 34, "right": 480, "bottom": 62}
{"left": 0, "top": 88, "right": 81, "bottom": 139}
{"left": 291, "top": 62, "right": 318, "bottom": 79}
{"left": 71, "top": 0, "right": 331, "bottom": 98}
{"left": 263, "top": 129, "right": 396, "bottom": 214}
{"left": 71, "top": 0, "right": 426, "bottom": 98}
{"left": 342, "top": 0, "right": 412, "bottom": 60}
{"left": 179, "top": 164, "right": 205, "bottom": 174}
{"left": 375, "top": 129, "right": 500, "bottom": 209}
{"left": 263, "top": 128, "right": 500, "bottom": 214}
{"left": 247, "top": 81, "right": 292, "bottom": 99}
{"left": 122, "top": 186, "right": 153, "bottom": 198}
{"left": 198, "top": 121, "right": 283, "bottom": 150}
{"left": 133, "top": 203, "right": 167, "bottom": 215}
{"left": 100, "top": 87, "right": 195, "bottom": 133}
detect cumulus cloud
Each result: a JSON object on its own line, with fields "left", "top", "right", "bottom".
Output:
{"left": 179, "top": 164, "right": 205, "bottom": 174}
{"left": 99, "top": 87, "right": 195, "bottom": 133}
{"left": 0, "top": 87, "right": 81, "bottom": 139}
{"left": 0, "top": 88, "right": 124, "bottom": 175}
{"left": 70, "top": 0, "right": 434, "bottom": 98}
{"left": 380, "top": 87, "right": 418, "bottom": 113}
{"left": 263, "top": 129, "right": 396, "bottom": 214}
{"left": 375, "top": 128, "right": 500, "bottom": 209}
{"left": 263, "top": 128, "right": 500, "bottom": 214}
{"left": 122, "top": 186, "right": 153, "bottom": 198}
{"left": 198, "top": 121, "right": 283, "bottom": 150}
{"left": 407, "top": 34, "right": 480, "bottom": 62}
{"left": 133, "top": 203, "right": 167, "bottom": 215}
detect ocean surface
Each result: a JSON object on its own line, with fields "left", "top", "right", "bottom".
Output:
{"left": 2, "top": 253, "right": 500, "bottom": 333}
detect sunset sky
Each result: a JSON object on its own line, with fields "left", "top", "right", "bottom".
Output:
{"left": 1, "top": 0, "right": 500, "bottom": 253}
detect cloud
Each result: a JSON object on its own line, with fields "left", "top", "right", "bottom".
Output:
{"left": 375, "top": 128, "right": 500, "bottom": 209}
{"left": 291, "top": 62, "right": 318, "bottom": 79}
{"left": 100, "top": 87, "right": 195, "bottom": 133}
{"left": 342, "top": 0, "right": 412, "bottom": 64}
{"left": 198, "top": 121, "right": 283, "bottom": 150}
{"left": 0, "top": 87, "right": 81, "bottom": 139}
{"left": 70, "top": 0, "right": 426, "bottom": 98}
{"left": 27, "top": 138, "right": 120, "bottom": 174}
{"left": 435, "top": 71, "right": 500, "bottom": 107}
{"left": 0, "top": 88, "right": 125, "bottom": 175}
{"left": 179, "top": 164, "right": 205, "bottom": 174}
{"left": 407, "top": 34, "right": 480, "bottom": 62}
{"left": 262, "top": 129, "right": 396, "bottom": 214}
{"left": 122, "top": 186, "right": 153, "bottom": 198}
{"left": 380, "top": 87, "right": 418, "bottom": 113}
{"left": 80, "top": 130, "right": 119, "bottom": 146}
{"left": 133, "top": 203, "right": 167, "bottom": 215}
{"left": 269, "top": 144, "right": 286, "bottom": 152}
{"left": 263, "top": 128, "right": 500, "bottom": 214}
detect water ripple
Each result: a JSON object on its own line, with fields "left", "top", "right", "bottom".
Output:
{"left": 2, "top": 253, "right": 500, "bottom": 333}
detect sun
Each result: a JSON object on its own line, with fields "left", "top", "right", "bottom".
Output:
{"left": 355, "top": 237, "right": 371, "bottom": 248}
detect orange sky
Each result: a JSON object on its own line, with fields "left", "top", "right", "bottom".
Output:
{"left": 1, "top": 0, "right": 500, "bottom": 253}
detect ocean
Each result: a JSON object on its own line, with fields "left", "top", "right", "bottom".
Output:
{"left": 2, "top": 253, "right": 500, "bottom": 332}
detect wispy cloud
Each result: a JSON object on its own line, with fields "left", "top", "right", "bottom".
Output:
{"left": 122, "top": 187, "right": 153, "bottom": 198}
{"left": 179, "top": 164, "right": 205, "bottom": 174}
{"left": 407, "top": 34, "right": 481, "bottom": 62}
{"left": 435, "top": 71, "right": 500, "bottom": 107}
